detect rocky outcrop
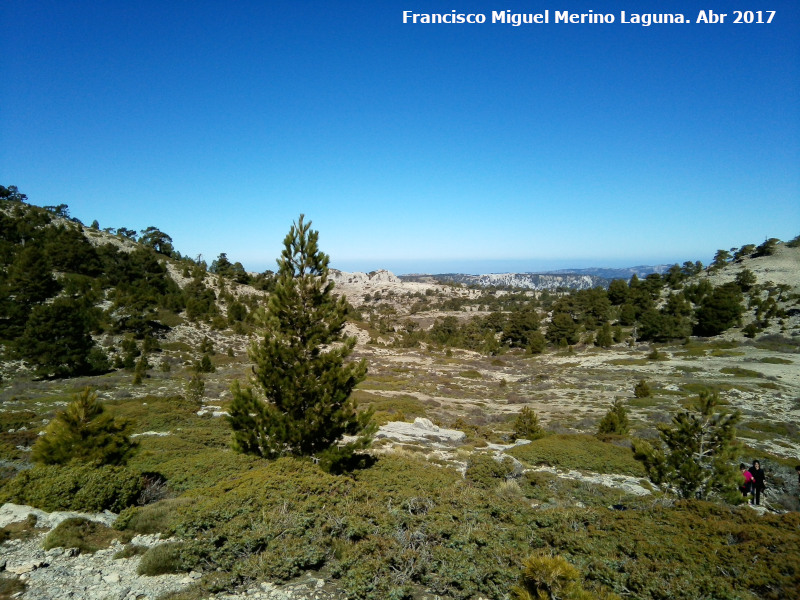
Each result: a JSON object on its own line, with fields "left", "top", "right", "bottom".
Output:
{"left": 431, "top": 272, "right": 607, "bottom": 290}
{"left": 1, "top": 503, "right": 193, "bottom": 600}
{"left": 329, "top": 269, "right": 400, "bottom": 285}
{"left": 0, "top": 503, "right": 343, "bottom": 600}
{"left": 376, "top": 418, "right": 466, "bottom": 445}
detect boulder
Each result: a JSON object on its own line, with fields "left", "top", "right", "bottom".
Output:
{"left": 376, "top": 417, "right": 466, "bottom": 445}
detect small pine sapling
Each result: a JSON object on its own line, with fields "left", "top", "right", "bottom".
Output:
{"left": 32, "top": 388, "right": 137, "bottom": 466}
{"left": 633, "top": 379, "right": 651, "bottom": 398}
{"left": 633, "top": 390, "right": 741, "bottom": 501}
{"left": 597, "top": 399, "right": 630, "bottom": 436}
{"left": 512, "top": 407, "right": 544, "bottom": 441}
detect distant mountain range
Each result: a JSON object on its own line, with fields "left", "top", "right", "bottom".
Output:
{"left": 399, "top": 265, "right": 672, "bottom": 291}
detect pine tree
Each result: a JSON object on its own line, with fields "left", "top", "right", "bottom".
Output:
{"left": 633, "top": 391, "right": 740, "bottom": 500}
{"left": 512, "top": 407, "right": 543, "bottom": 441}
{"left": 228, "top": 215, "right": 373, "bottom": 462}
{"left": 633, "top": 379, "right": 651, "bottom": 398}
{"left": 32, "top": 387, "right": 137, "bottom": 466}
{"left": 597, "top": 399, "right": 629, "bottom": 436}
{"left": 16, "top": 296, "right": 99, "bottom": 378}
{"left": 185, "top": 372, "right": 205, "bottom": 403}
{"left": 594, "top": 322, "right": 613, "bottom": 348}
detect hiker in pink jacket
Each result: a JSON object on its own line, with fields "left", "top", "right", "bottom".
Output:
{"left": 739, "top": 463, "right": 754, "bottom": 497}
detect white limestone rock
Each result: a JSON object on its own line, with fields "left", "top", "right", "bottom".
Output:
{"left": 376, "top": 417, "right": 466, "bottom": 444}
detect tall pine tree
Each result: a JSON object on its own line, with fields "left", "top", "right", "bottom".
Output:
{"left": 229, "top": 215, "right": 373, "bottom": 462}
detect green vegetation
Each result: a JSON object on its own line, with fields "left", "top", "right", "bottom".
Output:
{"left": 720, "top": 367, "right": 764, "bottom": 378}
{"left": 228, "top": 215, "right": 374, "bottom": 466}
{"left": 507, "top": 434, "right": 645, "bottom": 477}
{"left": 597, "top": 399, "right": 629, "bottom": 436}
{"left": 43, "top": 517, "right": 129, "bottom": 554}
{"left": 512, "top": 406, "right": 544, "bottom": 441}
{"left": 458, "top": 369, "right": 482, "bottom": 379}
{"left": 633, "top": 379, "right": 651, "bottom": 398}
{"left": 757, "top": 356, "right": 793, "bottom": 365}
{"left": 511, "top": 554, "right": 620, "bottom": 600}
{"left": 465, "top": 452, "right": 519, "bottom": 488}
{"left": 137, "top": 542, "right": 187, "bottom": 575}
{"left": 31, "top": 387, "right": 137, "bottom": 466}
{"left": 0, "top": 464, "right": 143, "bottom": 512}
{"left": 168, "top": 455, "right": 533, "bottom": 599}
{"left": 634, "top": 391, "right": 740, "bottom": 501}
{"left": 352, "top": 391, "right": 427, "bottom": 425}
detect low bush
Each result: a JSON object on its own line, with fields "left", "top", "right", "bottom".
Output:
{"left": 507, "top": 434, "right": 646, "bottom": 477}
{"left": 511, "top": 553, "right": 620, "bottom": 600}
{"left": 0, "top": 464, "right": 143, "bottom": 512}
{"left": 757, "top": 356, "right": 793, "bottom": 365}
{"left": 720, "top": 367, "right": 764, "bottom": 378}
{"left": 465, "top": 453, "right": 519, "bottom": 488}
{"left": 116, "top": 497, "right": 194, "bottom": 534}
{"left": 128, "top": 444, "right": 261, "bottom": 492}
{"left": 352, "top": 391, "right": 427, "bottom": 426}
{"left": 170, "top": 455, "right": 533, "bottom": 600}
{"left": 43, "top": 518, "right": 129, "bottom": 554}
{"left": 0, "top": 513, "right": 40, "bottom": 544}
{"left": 113, "top": 543, "right": 148, "bottom": 559}
{"left": 633, "top": 379, "right": 651, "bottom": 398}
{"left": 137, "top": 542, "right": 187, "bottom": 575}
{"left": 458, "top": 369, "right": 482, "bottom": 379}
{"left": 522, "top": 502, "right": 800, "bottom": 600}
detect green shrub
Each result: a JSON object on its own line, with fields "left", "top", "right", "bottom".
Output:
{"left": 507, "top": 434, "right": 646, "bottom": 477}
{"left": 758, "top": 357, "right": 793, "bottom": 365}
{"left": 465, "top": 453, "right": 518, "bottom": 488}
{"left": 633, "top": 379, "right": 651, "bottom": 398}
{"left": 458, "top": 369, "right": 482, "bottom": 379}
{"left": 0, "top": 464, "right": 143, "bottom": 512}
{"left": 511, "top": 553, "right": 621, "bottom": 600}
{"left": 168, "top": 455, "right": 532, "bottom": 599}
{"left": 113, "top": 544, "right": 148, "bottom": 559}
{"left": 597, "top": 400, "right": 630, "bottom": 436}
{"left": 43, "top": 518, "right": 129, "bottom": 554}
{"left": 512, "top": 407, "right": 544, "bottom": 441}
{"left": 137, "top": 542, "right": 186, "bottom": 575}
{"left": 720, "top": 367, "right": 763, "bottom": 378}
{"left": 116, "top": 497, "right": 194, "bottom": 534}
{"left": 127, "top": 444, "right": 261, "bottom": 493}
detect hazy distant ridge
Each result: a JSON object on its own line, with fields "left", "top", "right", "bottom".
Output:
{"left": 543, "top": 265, "right": 673, "bottom": 280}
{"left": 399, "top": 265, "right": 671, "bottom": 290}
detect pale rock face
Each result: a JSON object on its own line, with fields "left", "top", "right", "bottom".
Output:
{"left": 376, "top": 417, "right": 466, "bottom": 444}
{"left": 329, "top": 269, "right": 401, "bottom": 285}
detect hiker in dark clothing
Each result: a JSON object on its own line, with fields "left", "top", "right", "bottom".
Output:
{"left": 748, "top": 460, "right": 766, "bottom": 505}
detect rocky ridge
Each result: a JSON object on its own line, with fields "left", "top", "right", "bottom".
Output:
{"left": 413, "top": 272, "right": 609, "bottom": 290}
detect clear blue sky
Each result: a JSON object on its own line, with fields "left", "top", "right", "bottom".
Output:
{"left": 2, "top": 1, "right": 798, "bottom": 274}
